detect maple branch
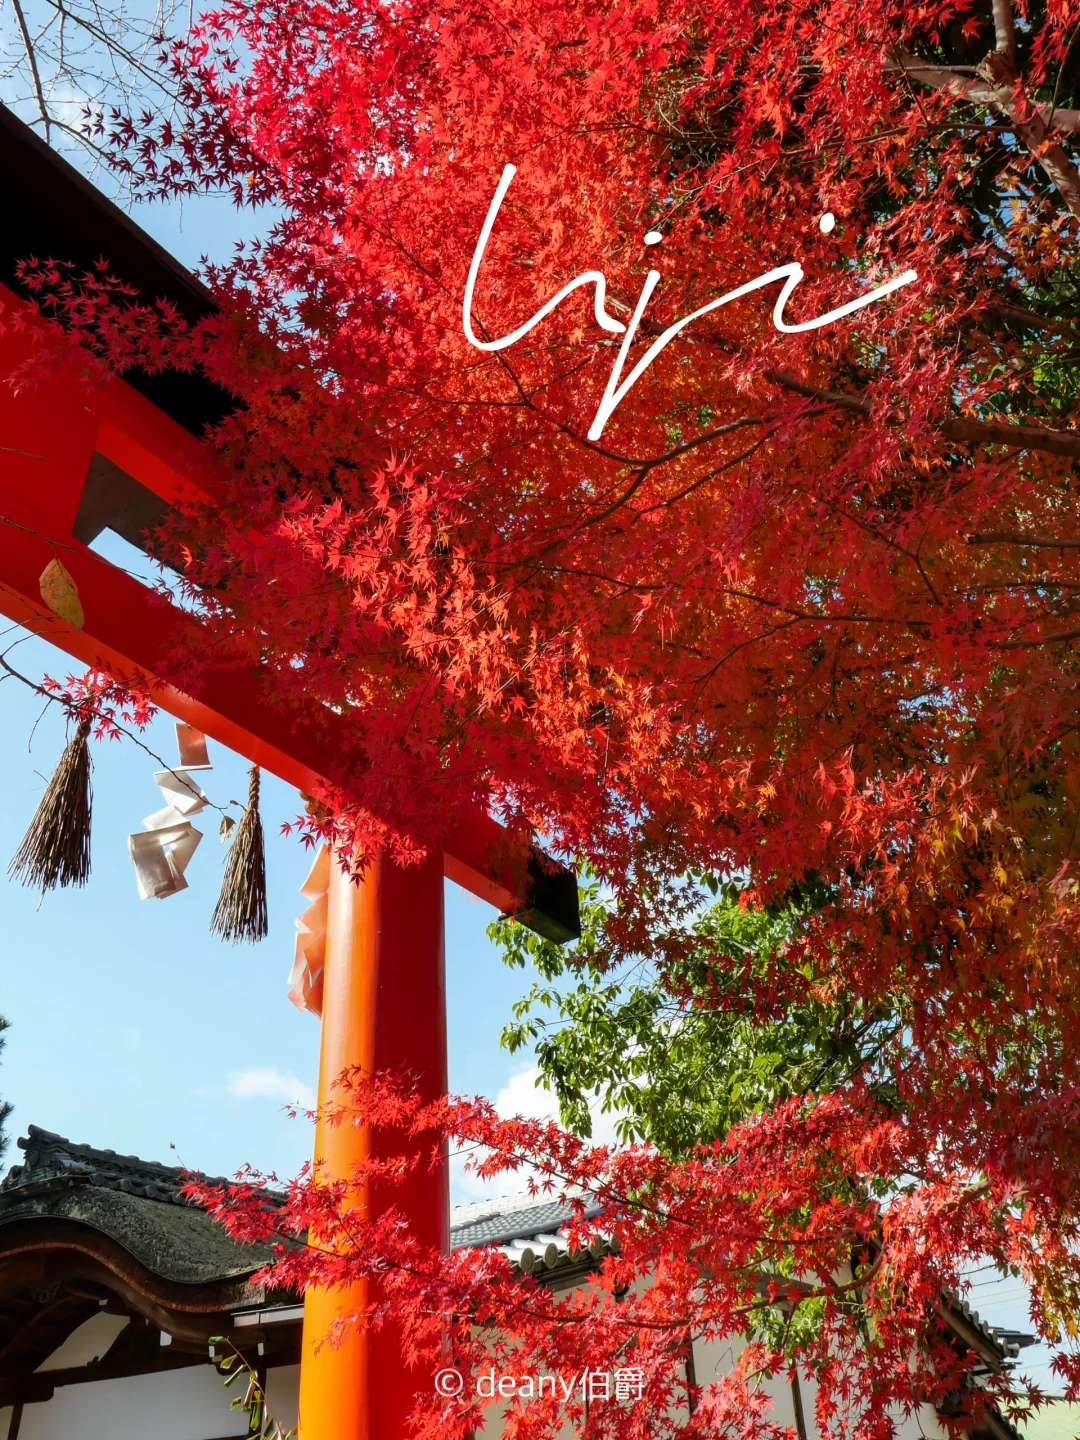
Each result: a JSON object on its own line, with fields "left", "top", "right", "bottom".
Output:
{"left": 766, "top": 370, "right": 1080, "bottom": 459}
{"left": 994, "top": 627, "right": 1080, "bottom": 648}
{"left": 886, "top": 45, "right": 1080, "bottom": 219}
{"left": 630, "top": 415, "right": 779, "bottom": 473}
{"left": 641, "top": 431, "right": 777, "bottom": 513}
{"left": 1049, "top": 20, "right": 1080, "bottom": 131}
{"left": 476, "top": 326, "right": 780, "bottom": 477}
{"left": 714, "top": 585, "right": 912, "bottom": 629}
{"left": 765, "top": 371, "right": 871, "bottom": 416}
{"left": 884, "top": 55, "right": 1080, "bottom": 128}
{"left": 525, "top": 413, "right": 790, "bottom": 548}
{"left": 986, "top": 301, "right": 1080, "bottom": 333}
{"left": 992, "top": 0, "right": 1016, "bottom": 63}
{"left": 966, "top": 531, "right": 1080, "bottom": 548}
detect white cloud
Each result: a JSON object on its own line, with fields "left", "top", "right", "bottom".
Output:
{"left": 227, "top": 1067, "right": 316, "bottom": 1110}
{"left": 450, "top": 1148, "right": 525, "bottom": 1205}
{"left": 495, "top": 1064, "right": 625, "bottom": 1147}
{"left": 450, "top": 1064, "right": 628, "bottom": 1206}
{"left": 494, "top": 1064, "right": 560, "bottom": 1122}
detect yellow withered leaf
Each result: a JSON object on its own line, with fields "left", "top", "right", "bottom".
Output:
{"left": 39, "top": 557, "right": 85, "bottom": 631}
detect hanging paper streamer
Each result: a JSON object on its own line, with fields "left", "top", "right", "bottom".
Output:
{"left": 287, "top": 845, "right": 329, "bottom": 1017}
{"left": 175, "top": 723, "right": 212, "bottom": 771}
{"left": 128, "top": 724, "right": 210, "bottom": 900}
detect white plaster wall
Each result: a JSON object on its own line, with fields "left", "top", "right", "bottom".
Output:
{"left": 692, "top": 1334, "right": 948, "bottom": 1440}
{"left": 468, "top": 1318, "right": 584, "bottom": 1438}
{"left": 0, "top": 1300, "right": 958, "bottom": 1440}
{"left": 894, "top": 1401, "right": 949, "bottom": 1440}
{"left": 9, "top": 1363, "right": 251, "bottom": 1440}
{"left": 265, "top": 1363, "right": 299, "bottom": 1432}
{"left": 692, "top": 1333, "right": 801, "bottom": 1431}
{"left": 798, "top": 1356, "right": 948, "bottom": 1440}
{"left": 0, "top": 1361, "right": 300, "bottom": 1440}
{"left": 35, "top": 1313, "right": 131, "bottom": 1372}
{"left": 469, "top": 1272, "right": 689, "bottom": 1439}
{"left": 0, "top": 1353, "right": 952, "bottom": 1440}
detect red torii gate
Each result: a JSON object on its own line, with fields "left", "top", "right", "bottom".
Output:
{"left": 0, "top": 106, "right": 578, "bottom": 1439}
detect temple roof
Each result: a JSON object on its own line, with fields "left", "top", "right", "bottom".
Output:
{"left": 2, "top": 1124, "right": 222, "bottom": 1205}
{"left": 0, "top": 1126, "right": 607, "bottom": 1288}
{"left": 0, "top": 1126, "right": 275, "bottom": 1287}
{"left": 450, "top": 1190, "right": 603, "bottom": 1249}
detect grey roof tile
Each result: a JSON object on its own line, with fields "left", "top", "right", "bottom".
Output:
{"left": 0, "top": 1126, "right": 276, "bottom": 1285}
{"left": 450, "top": 1195, "right": 602, "bottom": 1250}
{"left": 0, "top": 1125, "right": 228, "bottom": 1206}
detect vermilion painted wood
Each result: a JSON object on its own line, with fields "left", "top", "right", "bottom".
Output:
{"left": 0, "top": 286, "right": 527, "bottom": 912}
{"left": 299, "top": 850, "right": 448, "bottom": 1440}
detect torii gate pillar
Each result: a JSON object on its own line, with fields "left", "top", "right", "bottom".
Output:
{"left": 299, "top": 849, "right": 447, "bottom": 1440}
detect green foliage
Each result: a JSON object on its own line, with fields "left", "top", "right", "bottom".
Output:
{"left": 213, "top": 1339, "right": 296, "bottom": 1440}
{"left": 491, "top": 880, "right": 900, "bottom": 1158}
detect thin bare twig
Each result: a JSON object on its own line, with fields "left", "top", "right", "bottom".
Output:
{"left": 9, "top": 0, "right": 53, "bottom": 142}
{"left": 0, "top": 649, "right": 233, "bottom": 817}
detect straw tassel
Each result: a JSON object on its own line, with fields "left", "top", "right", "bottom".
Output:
{"left": 210, "top": 764, "right": 268, "bottom": 943}
{"left": 9, "top": 713, "right": 93, "bottom": 891}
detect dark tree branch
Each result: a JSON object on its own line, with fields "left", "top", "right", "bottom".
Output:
{"left": 766, "top": 370, "right": 1080, "bottom": 460}
{"left": 992, "top": 0, "right": 1016, "bottom": 62}
{"left": 10, "top": 0, "right": 52, "bottom": 143}
{"left": 886, "top": 44, "right": 1080, "bottom": 219}
{"left": 966, "top": 531, "right": 1080, "bottom": 548}
{"left": 885, "top": 53, "right": 1080, "bottom": 132}
{"left": 986, "top": 301, "right": 1080, "bottom": 332}
{"left": 995, "top": 627, "right": 1080, "bottom": 648}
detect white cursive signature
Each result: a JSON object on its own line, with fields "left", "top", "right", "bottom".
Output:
{"left": 463, "top": 163, "right": 918, "bottom": 441}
